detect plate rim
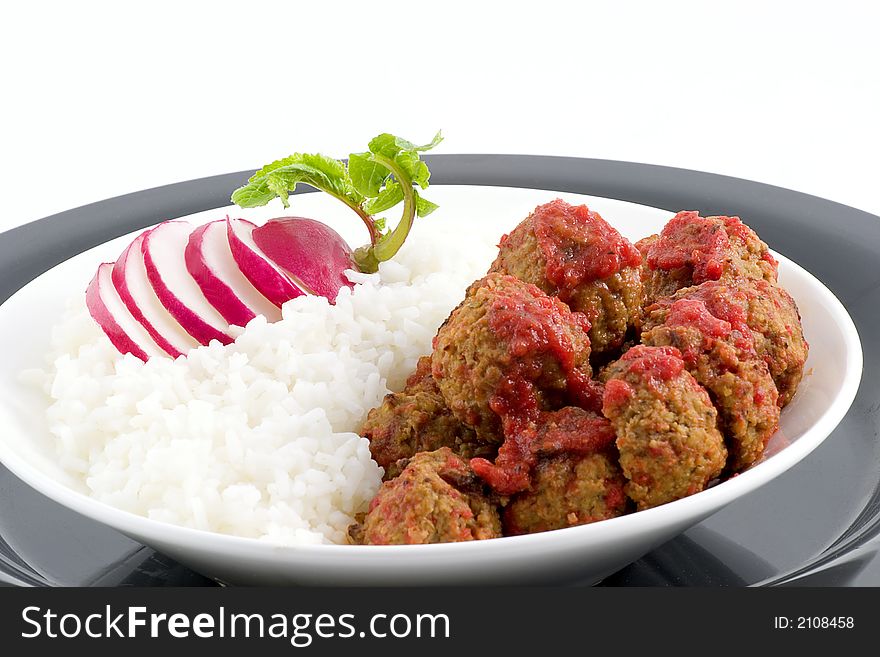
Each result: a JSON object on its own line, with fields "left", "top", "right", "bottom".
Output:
{"left": 0, "top": 155, "right": 877, "bottom": 585}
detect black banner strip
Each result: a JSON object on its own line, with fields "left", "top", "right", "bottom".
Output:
{"left": 0, "top": 586, "right": 877, "bottom": 655}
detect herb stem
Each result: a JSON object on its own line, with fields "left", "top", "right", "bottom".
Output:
{"left": 330, "top": 192, "right": 378, "bottom": 245}
{"left": 369, "top": 154, "right": 415, "bottom": 262}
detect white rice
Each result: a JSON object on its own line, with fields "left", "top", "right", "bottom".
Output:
{"left": 31, "top": 229, "right": 496, "bottom": 545}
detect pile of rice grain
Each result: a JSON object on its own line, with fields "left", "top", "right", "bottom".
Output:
{"left": 32, "top": 230, "right": 496, "bottom": 545}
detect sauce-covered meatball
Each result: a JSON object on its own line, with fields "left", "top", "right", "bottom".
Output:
{"left": 503, "top": 449, "right": 628, "bottom": 535}
{"left": 472, "top": 403, "right": 617, "bottom": 497}
{"left": 351, "top": 448, "right": 502, "bottom": 545}
{"left": 638, "top": 211, "right": 778, "bottom": 306}
{"left": 601, "top": 345, "right": 727, "bottom": 510}
{"left": 490, "top": 199, "right": 643, "bottom": 354}
{"left": 352, "top": 198, "right": 807, "bottom": 542}
{"left": 360, "top": 356, "right": 494, "bottom": 479}
{"left": 651, "top": 279, "right": 807, "bottom": 407}
{"left": 431, "top": 273, "right": 596, "bottom": 445}
{"left": 641, "top": 298, "right": 780, "bottom": 471}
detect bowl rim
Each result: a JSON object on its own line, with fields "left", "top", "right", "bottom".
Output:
{"left": 0, "top": 200, "right": 863, "bottom": 560}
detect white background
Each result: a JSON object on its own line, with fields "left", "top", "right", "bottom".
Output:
{"left": 1, "top": 0, "right": 878, "bottom": 233}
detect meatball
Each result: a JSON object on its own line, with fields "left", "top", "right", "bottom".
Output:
{"left": 490, "top": 199, "right": 643, "bottom": 354}
{"left": 503, "top": 449, "right": 628, "bottom": 535}
{"left": 639, "top": 211, "right": 778, "bottom": 305}
{"left": 471, "top": 403, "right": 619, "bottom": 496}
{"left": 351, "top": 448, "right": 502, "bottom": 545}
{"left": 432, "top": 273, "right": 596, "bottom": 444}
{"left": 360, "top": 356, "right": 494, "bottom": 479}
{"left": 641, "top": 297, "right": 780, "bottom": 471}
{"left": 653, "top": 279, "right": 808, "bottom": 407}
{"left": 601, "top": 345, "right": 727, "bottom": 510}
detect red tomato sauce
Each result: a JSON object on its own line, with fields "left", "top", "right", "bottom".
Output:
{"left": 532, "top": 199, "right": 642, "bottom": 290}
{"left": 646, "top": 211, "right": 730, "bottom": 282}
{"left": 602, "top": 345, "right": 685, "bottom": 412}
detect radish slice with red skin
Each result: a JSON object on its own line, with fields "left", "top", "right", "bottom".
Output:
{"left": 112, "top": 232, "right": 197, "bottom": 358}
{"left": 252, "top": 217, "right": 355, "bottom": 302}
{"left": 143, "top": 221, "right": 233, "bottom": 345}
{"left": 87, "top": 263, "right": 165, "bottom": 361}
{"left": 226, "top": 218, "right": 307, "bottom": 308}
{"left": 186, "top": 221, "right": 282, "bottom": 327}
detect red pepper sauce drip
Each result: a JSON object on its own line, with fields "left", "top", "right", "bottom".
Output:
{"left": 602, "top": 379, "right": 635, "bottom": 413}
{"left": 659, "top": 298, "right": 735, "bottom": 363}
{"left": 683, "top": 281, "right": 758, "bottom": 352}
{"left": 530, "top": 406, "right": 616, "bottom": 455}
{"left": 565, "top": 368, "right": 605, "bottom": 413}
{"left": 470, "top": 282, "right": 602, "bottom": 494}
{"left": 602, "top": 345, "right": 685, "bottom": 413}
{"left": 473, "top": 379, "right": 616, "bottom": 495}
{"left": 486, "top": 280, "right": 589, "bottom": 372}
{"left": 666, "top": 298, "right": 731, "bottom": 338}
{"left": 472, "top": 377, "right": 541, "bottom": 494}
{"left": 619, "top": 344, "right": 685, "bottom": 379}
{"left": 646, "top": 211, "right": 729, "bottom": 283}
{"left": 716, "top": 215, "right": 752, "bottom": 242}
{"left": 532, "top": 199, "right": 642, "bottom": 292}
{"left": 671, "top": 283, "right": 763, "bottom": 355}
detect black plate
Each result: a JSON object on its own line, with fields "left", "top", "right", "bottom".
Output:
{"left": 1, "top": 155, "right": 878, "bottom": 587}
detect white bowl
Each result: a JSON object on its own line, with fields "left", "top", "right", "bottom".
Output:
{"left": 0, "top": 186, "right": 863, "bottom": 585}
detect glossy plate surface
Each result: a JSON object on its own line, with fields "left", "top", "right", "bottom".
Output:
{"left": 0, "top": 156, "right": 875, "bottom": 586}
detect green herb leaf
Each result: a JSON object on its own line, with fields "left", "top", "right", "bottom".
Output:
{"left": 267, "top": 164, "right": 337, "bottom": 207}
{"left": 275, "top": 157, "right": 352, "bottom": 199}
{"left": 415, "top": 192, "right": 439, "bottom": 217}
{"left": 232, "top": 153, "right": 359, "bottom": 209}
{"left": 348, "top": 152, "right": 390, "bottom": 197}
{"left": 231, "top": 180, "right": 277, "bottom": 208}
{"left": 367, "top": 133, "right": 405, "bottom": 159}
{"left": 265, "top": 172, "right": 294, "bottom": 207}
{"left": 413, "top": 130, "right": 443, "bottom": 152}
{"left": 394, "top": 150, "right": 431, "bottom": 189}
{"left": 367, "top": 131, "right": 443, "bottom": 160}
{"left": 363, "top": 181, "right": 404, "bottom": 215}
{"left": 231, "top": 131, "right": 442, "bottom": 273}
{"left": 251, "top": 152, "right": 346, "bottom": 184}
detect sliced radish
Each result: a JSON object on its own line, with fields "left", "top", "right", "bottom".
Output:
{"left": 226, "top": 217, "right": 307, "bottom": 308}
{"left": 252, "top": 217, "right": 355, "bottom": 302}
{"left": 112, "top": 232, "right": 199, "bottom": 358}
{"left": 185, "top": 220, "right": 282, "bottom": 327}
{"left": 143, "top": 221, "right": 233, "bottom": 346}
{"left": 87, "top": 263, "right": 165, "bottom": 361}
